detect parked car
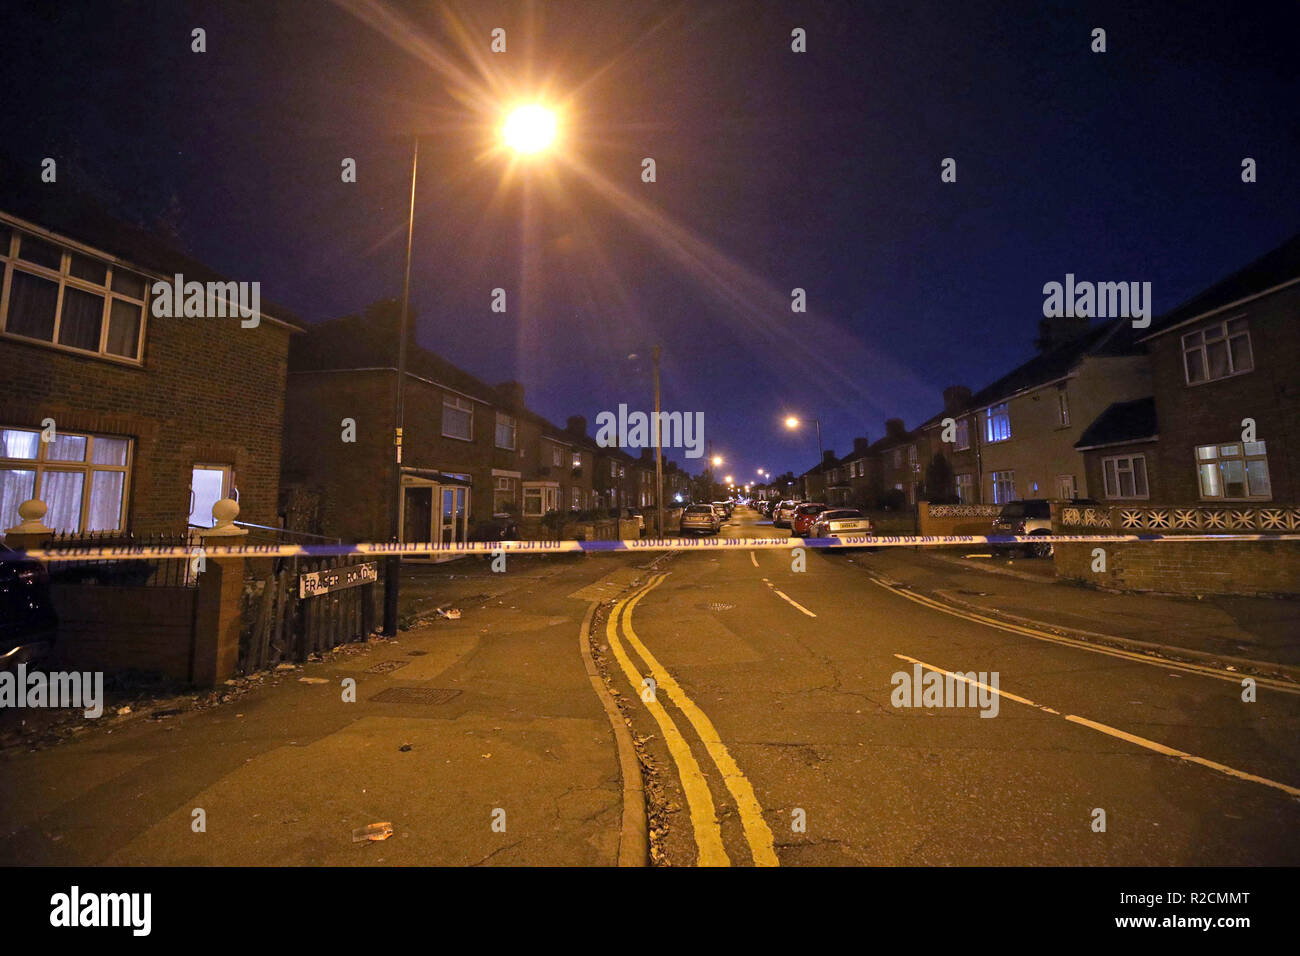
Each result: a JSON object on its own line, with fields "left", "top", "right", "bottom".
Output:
{"left": 680, "top": 504, "right": 721, "bottom": 535}
{"left": 772, "top": 500, "right": 800, "bottom": 528}
{"left": 0, "top": 544, "right": 58, "bottom": 670}
{"left": 790, "top": 503, "right": 829, "bottom": 536}
{"left": 991, "top": 498, "right": 1095, "bottom": 557}
{"left": 470, "top": 515, "right": 522, "bottom": 542}
{"left": 809, "top": 508, "right": 873, "bottom": 540}
{"left": 712, "top": 501, "right": 733, "bottom": 519}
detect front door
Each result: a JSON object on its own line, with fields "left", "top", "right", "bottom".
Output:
{"left": 403, "top": 486, "right": 433, "bottom": 543}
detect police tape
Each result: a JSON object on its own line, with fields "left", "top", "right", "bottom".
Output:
{"left": 4, "top": 533, "right": 1298, "bottom": 562}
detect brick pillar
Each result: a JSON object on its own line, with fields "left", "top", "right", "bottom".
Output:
{"left": 191, "top": 498, "right": 248, "bottom": 687}
{"left": 917, "top": 500, "right": 931, "bottom": 535}
{"left": 3, "top": 498, "right": 54, "bottom": 552}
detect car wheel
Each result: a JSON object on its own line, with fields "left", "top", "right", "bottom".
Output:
{"left": 1027, "top": 536, "right": 1053, "bottom": 559}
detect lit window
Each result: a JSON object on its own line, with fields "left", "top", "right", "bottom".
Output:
{"left": 1196, "top": 441, "right": 1270, "bottom": 500}
{"left": 1, "top": 426, "right": 131, "bottom": 532}
{"left": 442, "top": 395, "right": 474, "bottom": 440}
{"left": 955, "top": 473, "right": 974, "bottom": 504}
{"left": 1183, "top": 318, "right": 1253, "bottom": 385}
{"left": 1101, "top": 455, "right": 1149, "bottom": 499}
{"left": 991, "top": 470, "right": 1015, "bottom": 504}
{"left": 1057, "top": 389, "right": 1070, "bottom": 427}
{"left": 985, "top": 404, "right": 1011, "bottom": 443}
{"left": 1, "top": 230, "right": 148, "bottom": 362}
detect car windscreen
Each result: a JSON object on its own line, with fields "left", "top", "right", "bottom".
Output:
{"left": 797, "top": 504, "right": 825, "bottom": 514}
{"left": 821, "top": 510, "right": 860, "bottom": 519}
{"left": 686, "top": 505, "right": 713, "bottom": 514}
{"left": 998, "top": 502, "right": 1025, "bottom": 518}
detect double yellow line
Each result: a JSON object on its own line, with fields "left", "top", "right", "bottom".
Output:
{"left": 605, "top": 573, "right": 779, "bottom": 866}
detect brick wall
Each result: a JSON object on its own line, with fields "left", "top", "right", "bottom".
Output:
{"left": 49, "top": 584, "right": 198, "bottom": 680}
{"left": 1, "top": 311, "right": 293, "bottom": 533}
{"left": 1054, "top": 539, "right": 1300, "bottom": 596}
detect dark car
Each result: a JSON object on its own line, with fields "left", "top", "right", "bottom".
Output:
{"left": 0, "top": 543, "right": 58, "bottom": 669}
{"left": 469, "top": 515, "right": 521, "bottom": 542}
{"left": 992, "top": 498, "right": 1097, "bottom": 557}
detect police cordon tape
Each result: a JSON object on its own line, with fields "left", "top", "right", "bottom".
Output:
{"left": 4, "top": 533, "right": 1298, "bottom": 562}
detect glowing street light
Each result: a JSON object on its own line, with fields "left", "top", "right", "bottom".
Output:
{"left": 784, "top": 413, "right": 824, "bottom": 458}
{"left": 711, "top": 455, "right": 723, "bottom": 467}
{"left": 502, "top": 104, "right": 558, "bottom": 155}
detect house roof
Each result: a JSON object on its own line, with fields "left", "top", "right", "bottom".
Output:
{"left": 0, "top": 156, "right": 304, "bottom": 330}
{"left": 1142, "top": 232, "right": 1300, "bottom": 340}
{"left": 1073, "top": 397, "right": 1158, "bottom": 451}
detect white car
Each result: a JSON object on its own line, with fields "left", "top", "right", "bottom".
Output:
{"left": 809, "top": 508, "right": 873, "bottom": 540}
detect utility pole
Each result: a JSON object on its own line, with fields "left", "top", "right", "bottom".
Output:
{"left": 383, "top": 136, "right": 419, "bottom": 636}
{"left": 653, "top": 345, "right": 664, "bottom": 538}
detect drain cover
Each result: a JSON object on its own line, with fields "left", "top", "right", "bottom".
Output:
{"left": 369, "top": 687, "right": 461, "bottom": 705}
{"left": 366, "top": 660, "right": 410, "bottom": 674}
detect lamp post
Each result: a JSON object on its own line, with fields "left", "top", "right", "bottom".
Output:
{"left": 653, "top": 345, "right": 664, "bottom": 538}
{"left": 383, "top": 106, "right": 557, "bottom": 636}
{"left": 383, "top": 135, "right": 421, "bottom": 636}
{"left": 784, "top": 415, "right": 823, "bottom": 459}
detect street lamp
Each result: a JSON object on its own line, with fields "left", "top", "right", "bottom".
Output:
{"left": 784, "top": 414, "right": 824, "bottom": 459}
{"left": 384, "top": 106, "right": 558, "bottom": 635}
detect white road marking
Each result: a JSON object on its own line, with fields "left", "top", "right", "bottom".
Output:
{"left": 749, "top": 551, "right": 759, "bottom": 567}
{"left": 895, "top": 653, "right": 1300, "bottom": 799}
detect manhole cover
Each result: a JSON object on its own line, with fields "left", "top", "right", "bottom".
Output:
{"left": 366, "top": 660, "right": 410, "bottom": 674}
{"left": 369, "top": 687, "right": 461, "bottom": 705}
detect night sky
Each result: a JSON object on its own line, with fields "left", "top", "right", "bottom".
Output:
{"left": 6, "top": 0, "right": 1298, "bottom": 481}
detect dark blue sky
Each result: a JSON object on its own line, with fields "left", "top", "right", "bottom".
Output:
{"left": 6, "top": 0, "right": 1298, "bottom": 481}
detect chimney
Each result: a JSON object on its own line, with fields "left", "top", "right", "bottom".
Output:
{"left": 853, "top": 436, "right": 871, "bottom": 455}
{"left": 496, "top": 380, "right": 525, "bottom": 408}
{"left": 566, "top": 415, "right": 587, "bottom": 437}
{"left": 822, "top": 449, "right": 837, "bottom": 467}
{"left": 1035, "top": 315, "right": 1090, "bottom": 353}
{"left": 942, "top": 386, "right": 971, "bottom": 413}
{"left": 885, "top": 418, "right": 906, "bottom": 438}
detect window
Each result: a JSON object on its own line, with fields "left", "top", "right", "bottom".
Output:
{"left": 550, "top": 444, "right": 563, "bottom": 468}
{"left": 442, "top": 394, "right": 474, "bottom": 440}
{"left": 523, "top": 483, "right": 559, "bottom": 517}
{"left": 1056, "top": 475, "right": 1077, "bottom": 500}
{"left": 891, "top": 449, "right": 902, "bottom": 469}
{"left": 985, "top": 403, "right": 1011, "bottom": 443}
{"left": 1, "top": 427, "right": 131, "bottom": 532}
{"left": 991, "top": 470, "right": 1015, "bottom": 504}
{"left": 189, "top": 464, "right": 232, "bottom": 528}
{"left": 955, "top": 473, "right": 974, "bottom": 504}
{"left": 1101, "top": 455, "right": 1148, "bottom": 499}
{"left": 494, "top": 413, "right": 516, "bottom": 450}
{"left": 493, "top": 476, "right": 517, "bottom": 512}
{"left": 1056, "top": 389, "right": 1070, "bottom": 427}
{"left": 572, "top": 486, "right": 581, "bottom": 509}
{"left": 572, "top": 453, "right": 582, "bottom": 470}
{"left": 907, "top": 445, "right": 919, "bottom": 473}
{"left": 954, "top": 418, "right": 970, "bottom": 451}
{"left": 1196, "top": 442, "right": 1270, "bottom": 500}
{"left": 0, "top": 230, "right": 148, "bottom": 362}
{"left": 610, "top": 459, "right": 619, "bottom": 478}
{"left": 1183, "top": 318, "right": 1253, "bottom": 384}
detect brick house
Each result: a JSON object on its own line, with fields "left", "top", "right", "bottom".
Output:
{"left": 0, "top": 197, "right": 299, "bottom": 537}
{"left": 917, "top": 386, "right": 979, "bottom": 503}
{"left": 874, "top": 419, "right": 923, "bottom": 506}
{"left": 1130, "top": 233, "right": 1300, "bottom": 507}
{"left": 945, "top": 318, "right": 1150, "bottom": 505}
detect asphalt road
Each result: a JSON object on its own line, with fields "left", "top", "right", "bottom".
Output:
{"left": 611, "top": 506, "right": 1300, "bottom": 866}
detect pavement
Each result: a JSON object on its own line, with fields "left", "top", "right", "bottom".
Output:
{"left": 2, "top": 507, "right": 1297, "bottom": 866}
{"left": 0, "top": 550, "right": 656, "bottom": 866}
